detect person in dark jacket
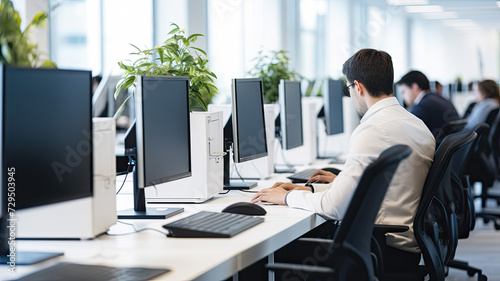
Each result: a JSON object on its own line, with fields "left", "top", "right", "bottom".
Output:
{"left": 397, "top": 70, "right": 459, "bottom": 138}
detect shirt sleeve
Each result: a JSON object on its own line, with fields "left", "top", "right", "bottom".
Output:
{"left": 286, "top": 125, "right": 379, "bottom": 220}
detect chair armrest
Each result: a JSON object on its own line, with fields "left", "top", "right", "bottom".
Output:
{"left": 373, "top": 224, "right": 409, "bottom": 236}
{"left": 297, "top": 237, "right": 333, "bottom": 244}
{"left": 266, "top": 262, "right": 334, "bottom": 279}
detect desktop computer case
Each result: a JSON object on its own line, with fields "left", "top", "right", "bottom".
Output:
{"left": 209, "top": 104, "right": 276, "bottom": 180}
{"left": 274, "top": 98, "right": 318, "bottom": 165}
{"left": 145, "top": 111, "right": 224, "bottom": 203}
{"left": 17, "top": 118, "right": 117, "bottom": 239}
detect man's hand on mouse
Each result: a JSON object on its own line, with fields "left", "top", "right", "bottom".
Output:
{"left": 306, "top": 169, "right": 337, "bottom": 184}
{"left": 251, "top": 187, "right": 288, "bottom": 205}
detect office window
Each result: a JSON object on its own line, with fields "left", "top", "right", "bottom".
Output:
{"left": 298, "top": 0, "right": 328, "bottom": 80}
{"left": 153, "top": 0, "right": 188, "bottom": 46}
{"left": 50, "top": 0, "right": 101, "bottom": 73}
{"left": 207, "top": 0, "right": 282, "bottom": 104}
{"left": 102, "top": 0, "right": 153, "bottom": 74}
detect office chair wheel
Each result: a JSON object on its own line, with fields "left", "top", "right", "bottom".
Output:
{"left": 478, "top": 274, "right": 487, "bottom": 281}
{"left": 483, "top": 218, "right": 490, "bottom": 223}
{"left": 467, "top": 269, "right": 476, "bottom": 277}
{"left": 494, "top": 222, "right": 500, "bottom": 230}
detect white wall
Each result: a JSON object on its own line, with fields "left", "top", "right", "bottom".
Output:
{"left": 410, "top": 18, "right": 499, "bottom": 84}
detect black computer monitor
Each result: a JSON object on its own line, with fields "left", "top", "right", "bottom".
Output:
{"left": 320, "top": 79, "right": 344, "bottom": 136}
{"left": 120, "top": 76, "right": 191, "bottom": 219}
{"left": 223, "top": 78, "right": 268, "bottom": 190}
{"left": 1, "top": 64, "right": 92, "bottom": 264}
{"left": 273, "top": 80, "right": 304, "bottom": 173}
{"left": 277, "top": 80, "right": 303, "bottom": 150}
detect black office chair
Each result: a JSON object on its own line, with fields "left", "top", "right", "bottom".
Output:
{"left": 266, "top": 145, "right": 412, "bottom": 281}
{"left": 446, "top": 124, "right": 488, "bottom": 280}
{"left": 435, "top": 119, "right": 468, "bottom": 145}
{"left": 475, "top": 109, "right": 500, "bottom": 230}
{"left": 373, "top": 130, "right": 477, "bottom": 281}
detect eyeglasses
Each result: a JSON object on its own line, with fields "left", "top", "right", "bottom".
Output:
{"left": 343, "top": 83, "right": 355, "bottom": 97}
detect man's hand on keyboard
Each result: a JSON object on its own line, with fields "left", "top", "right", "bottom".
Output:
{"left": 270, "top": 182, "right": 313, "bottom": 191}
{"left": 306, "top": 169, "right": 337, "bottom": 184}
{"left": 251, "top": 186, "right": 288, "bottom": 205}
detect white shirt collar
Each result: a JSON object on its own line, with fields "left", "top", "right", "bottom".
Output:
{"left": 360, "top": 96, "right": 400, "bottom": 123}
{"left": 413, "top": 90, "right": 428, "bottom": 106}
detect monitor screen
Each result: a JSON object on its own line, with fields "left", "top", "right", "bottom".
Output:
{"left": 232, "top": 78, "right": 268, "bottom": 163}
{"left": 2, "top": 65, "right": 93, "bottom": 210}
{"left": 136, "top": 76, "right": 191, "bottom": 187}
{"left": 279, "top": 80, "right": 303, "bottom": 150}
{"left": 324, "top": 79, "right": 344, "bottom": 135}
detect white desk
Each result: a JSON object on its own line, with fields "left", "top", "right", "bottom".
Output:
{"left": 1, "top": 178, "right": 328, "bottom": 281}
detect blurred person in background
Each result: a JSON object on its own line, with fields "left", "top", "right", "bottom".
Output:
{"left": 397, "top": 70, "right": 459, "bottom": 138}
{"left": 463, "top": 79, "right": 500, "bottom": 131}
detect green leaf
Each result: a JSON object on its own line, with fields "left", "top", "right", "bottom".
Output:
{"left": 114, "top": 93, "right": 134, "bottom": 118}
{"left": 122, "top": 75, "right": 136, "bottom": 90}
{"left": 187, "top": 33, "right": 204, "bottom": 43}
{"left": 189, "top": 47, "right": 207, "bottom": 57}
{"left": 129, "top": 43, "right": 142, "bottom": 53}
{"left": 168, "top": 24, "right": 180, "bottom": 35}
{"left": 40, "top": 59, "right": 57, "bottom": 68}
{"left": 154, "top": 46, "right": 164, "bottom": 63}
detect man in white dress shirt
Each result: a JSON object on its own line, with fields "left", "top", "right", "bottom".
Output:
{"left": 252, "top": 48, "right": 435, "bottom": 272}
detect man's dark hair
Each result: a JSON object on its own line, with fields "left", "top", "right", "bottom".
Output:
{"left": 342, "top": 49, "right": 394, "bottom": 97}
{"left": 397, "top": 70, "right": 430, "bottom": 91}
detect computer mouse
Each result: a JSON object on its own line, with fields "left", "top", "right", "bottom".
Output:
{"left": 221, "top": 202, "right": 267, "bottom": 216}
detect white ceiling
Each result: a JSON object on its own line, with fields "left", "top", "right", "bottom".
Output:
{"left": 366, "top": 0, "right": 500, "bottom": 31}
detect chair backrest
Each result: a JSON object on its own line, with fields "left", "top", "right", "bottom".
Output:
{"left": 435, "top": 119, "right": 468, "bottom": 145}
{"left": 329, "top": 145, "right": 412, "bottom": 281}
{"left": 489, "top": 110, "right": 500, "bottom": 171}
{"left": 458, "top": 123, "right": 489, "bottom": 236}
{"left": 434, "top": 130, "right": 477, "bottom": 264}
{"left": 414, "top": 130, "right": 476, "bottom": 281}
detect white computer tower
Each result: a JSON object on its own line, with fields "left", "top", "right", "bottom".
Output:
{"left": 145, "top": 111, "right": 224, "bottom": 203}
{"left": 209, "top": 104, "right": 276, "bottom": 180}
{"left": 17, "top": 118, "right": 117, "bottom": 239}
{"left": 274, "top": 98, "right": 318, "bottom": 166}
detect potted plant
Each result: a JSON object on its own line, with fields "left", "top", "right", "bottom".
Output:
{"left": 248, "top": 50, "right": 301, "bottom": 103}
{"left": 0, "top": 0, "right": 56, "bottom": 67}
{"left": 114, "top": 23, "right": 217, "bottom": 112}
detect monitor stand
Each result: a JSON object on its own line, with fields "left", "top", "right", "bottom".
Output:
{"left": 274, "top": 166, "right": 296, "bottom": 174}
{"left": 117, "top": 165, "right": 184, "bottom": 219}
{"left": 223, "top": 182, "right": 257, "bottom": 190}
{"left": 0, "top": 216, "right": 63, "bottom": 265}
{"left": 222, "top": 148, "right": 257, "bottom": 190}
{"left": 0, "top": 251, "right": 63, "bottom": 265}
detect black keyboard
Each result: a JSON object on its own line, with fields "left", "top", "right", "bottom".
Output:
{"left": 163, "top": 211, "right": 264, "bottom": 238}
{"left": 13, "top": 262, "right": 169, "bottom": 281}
{"left": 287, "top": 167, "right": 341, "bottom": 183}
{"left": 287, "top": 168, "right": 317, "bottom": 183}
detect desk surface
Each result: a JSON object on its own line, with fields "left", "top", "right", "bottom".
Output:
{"left": 1, "top": 174, "right": 331, "bottom": 281}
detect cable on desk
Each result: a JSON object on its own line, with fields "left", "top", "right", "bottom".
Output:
{"left": 275, "top": 134, "right": 296, "bottom": 171}
{"left": 233, "top": 162, "right": 245, "bottom": 182}
{"left": 106, "top": 220, "right": 169, "bottom": 237}
{"left": 116, "top": 156, "right": 134, "bottom": 195}
{"left": 219, "top": 190, "right": 231, "bottom": 194}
